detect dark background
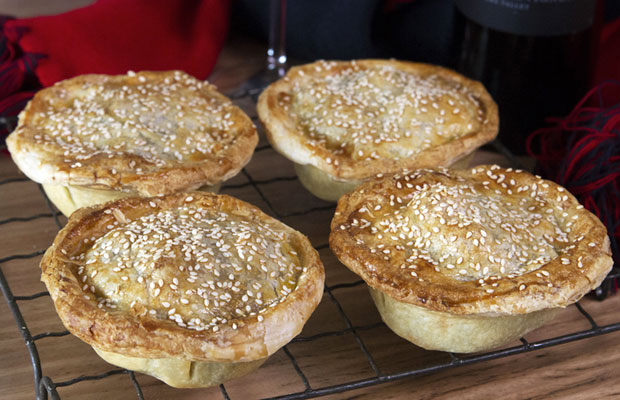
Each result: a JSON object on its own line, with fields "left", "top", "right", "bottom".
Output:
{"left": 233, "top": 0, "right": 620, "bottom": 67}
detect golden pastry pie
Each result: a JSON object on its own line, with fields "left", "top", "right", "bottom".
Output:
{"left": 7, "top": 70, "right": 258, "bottom": 216}
{"left": 41, "top": 192, "right": 324, "bottom": 387}
{"left": 330, "top": 165, "right": 612, "bottom": 353}
{"left": 257, "top": 60, "right": 498, "bottom": 201}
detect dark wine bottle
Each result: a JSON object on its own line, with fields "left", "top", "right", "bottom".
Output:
{"left": 451, "top": 0, "right": 599, "bottom": 154}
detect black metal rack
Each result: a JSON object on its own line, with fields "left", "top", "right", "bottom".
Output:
{"left": 1, "top": 87, "right": 619, "bottom": 400}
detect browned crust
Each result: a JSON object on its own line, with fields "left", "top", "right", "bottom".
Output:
{"left": 257, "top": 60, "right": 499, "bottom": 180}
{"left": 329, "top": 166, "right": 613, "bottom": 315}
{"left": 40, "top": 193, "right": 325, "bottom": 362}
{"left": 6, "top": 71, "right": 258, "bottom": 196}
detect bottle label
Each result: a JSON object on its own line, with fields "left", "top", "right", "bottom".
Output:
{"left": 455, "top": 0, "right": 596, "bottom": 36}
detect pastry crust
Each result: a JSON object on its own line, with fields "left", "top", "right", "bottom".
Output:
{"left": 293, "top": 152, "right": 476, "bottom": 203}
{"left": 369, "top": 287, "right": 560, "bottom": 353}
{"left": 41, "top": 192, "right": 325, "bottom": 363}
{"left": 93, "top": 348, "right": 266, "bottom": 388}
{"left": 41, "top": 182, "right": 220, "bottom": 217}
{"left": 293, "top": 163, "right": 363, "bottom": 202}
{"left": 7, "top": 71, "right": 258, "bottom": 196}
{"left": 330, "top": 165, "right": 613, "bottom": 316}
{"left": 257, "top": 60, "right": 498, "bottom": 181}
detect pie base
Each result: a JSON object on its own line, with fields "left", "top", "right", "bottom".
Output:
{"left": 94, "top": 347, "right": 266, "bottom": 388}
{"left": 369, "top": 287, "right": 561, "bottom": 353}
{"left": 294, "top": 153, "right": 474, "bottom": 202}
{"left": 42, "top": 183, "right": 221, "bottom": 217}
{"left": 294, "top": 163, "right": 362, "bottom": 202}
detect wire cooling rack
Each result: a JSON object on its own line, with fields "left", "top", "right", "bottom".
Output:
{"left": 1, "top": 87, "right": 619, "bottom": 400}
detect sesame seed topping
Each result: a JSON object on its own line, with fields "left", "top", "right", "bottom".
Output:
{"left": 284, "top": 61, "right": 486, "bottom": 166}
{"left": 73, "top": 202, "right": 302, "bottom": 331}
{"left": 20, "top": 70, "right": 244, "bottom": 182}
{"left": 343, "top": 167, "right": 583, "bottom": 291}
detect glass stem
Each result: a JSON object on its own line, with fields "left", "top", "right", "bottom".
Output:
{"left": 267, "top": 0, "right": 287, "bottom": 76}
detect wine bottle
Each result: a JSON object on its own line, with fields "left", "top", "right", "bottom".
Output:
{"left": 451, "top": 0, "right": 599, "bottom": 154}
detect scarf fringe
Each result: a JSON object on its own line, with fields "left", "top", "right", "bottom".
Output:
{"left": 527, "top": 81, "right": 620, "bottom": 295}
{"left": 0, "top": 16, "right": 41, "bottom": 119}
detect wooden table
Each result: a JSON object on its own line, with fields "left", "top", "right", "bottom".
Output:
{"left": 2, "top": 34, "right": 620, "bottom": 400}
